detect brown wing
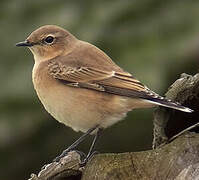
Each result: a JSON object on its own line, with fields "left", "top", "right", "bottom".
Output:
{"left": 47, "top": 60, "right": 157, "bottom": 99}
{"left": 47, "top": 60, "right": 193, "bottom": 112}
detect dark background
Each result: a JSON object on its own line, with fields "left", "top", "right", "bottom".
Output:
{"left": 0, "top": 0, "right": 199, "bottom": 179}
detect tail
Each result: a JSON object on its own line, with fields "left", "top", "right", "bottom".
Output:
{"left": 145, "top": 97, "right": 193, "bottom": 113}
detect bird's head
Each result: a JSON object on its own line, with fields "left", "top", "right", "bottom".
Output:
{"left": 16, "top": 25, "right": 77, "bottom": 62}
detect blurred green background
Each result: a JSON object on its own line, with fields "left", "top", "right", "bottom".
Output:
{"left": 0, "top": 0, "right": 199, "bottom": 179}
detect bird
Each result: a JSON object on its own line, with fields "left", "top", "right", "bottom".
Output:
{"left": 16, "top": 25, "right": 193, "bottom": 165}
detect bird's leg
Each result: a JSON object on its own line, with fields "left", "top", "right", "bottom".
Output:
{"left": 53, "top": 125, "right": 99, "bottom": 162}
{"left": 80, "top": 128, "right": 103, "bottom": 166}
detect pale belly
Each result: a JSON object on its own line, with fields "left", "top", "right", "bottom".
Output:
{"left": 32, "top": 63, "right": 155, "bottom": 133}
{"left": 33, "top": 77, "right": 131, "bottom": 133}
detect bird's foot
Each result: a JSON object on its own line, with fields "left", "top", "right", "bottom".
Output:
{"left": 53, "top": 149, "right": 70, "bottom": 162}
{"left": 53, "top": 149, "right": 86, "bottom": 162}
{"left": 79, "top": 151, "right": 99, "bottom": 167}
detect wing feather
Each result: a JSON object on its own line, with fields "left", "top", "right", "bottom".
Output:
{"left": 48, "top": 60, "right": 152, "bottom": 98}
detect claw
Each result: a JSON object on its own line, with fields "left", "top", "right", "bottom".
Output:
{"left": 53, "top": 150, "right": 86, "bottom": 162}
{"left": 79, "top": 151, "right": 99, "bottom": 167}
{"left": 53, "top": 149, "right": 70, "bottom": 162}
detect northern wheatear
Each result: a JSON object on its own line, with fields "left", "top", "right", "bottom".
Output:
{"left": 16, "top": 25, "right": 193, "bottom": 164}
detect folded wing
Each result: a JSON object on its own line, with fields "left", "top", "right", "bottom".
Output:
{"left": 48, "top": 60, "right": 193, "bottom": 113}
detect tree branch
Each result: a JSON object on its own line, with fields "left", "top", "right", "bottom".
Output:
{"left": 27, "top": 73, "right": 199, "bottom": 180}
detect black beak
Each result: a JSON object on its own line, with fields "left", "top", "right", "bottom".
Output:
{"left": 16, "top": 40, "right": 33, "bottom": 47}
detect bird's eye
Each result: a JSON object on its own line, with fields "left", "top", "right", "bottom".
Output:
{"left": 44, "top": 36, "right": 54, "bottom": 44}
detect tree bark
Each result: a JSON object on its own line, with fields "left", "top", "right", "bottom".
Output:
{"left": 27, "top": 73, "right": 199, "bottom": 180}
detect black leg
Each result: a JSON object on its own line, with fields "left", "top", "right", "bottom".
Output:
{"left": 80, "top": 128, "right": 103, "bottom": 166}
{"left": 53, "top": 125, "right": 99, "bottom": 162}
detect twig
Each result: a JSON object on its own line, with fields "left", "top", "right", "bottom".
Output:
{"left": 169, "top": 122, "right": 199, "bottom": 142}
